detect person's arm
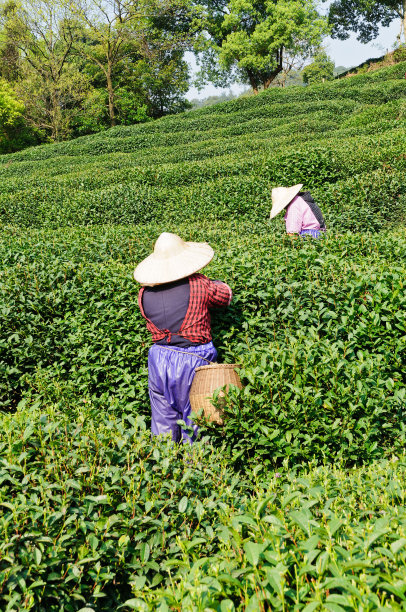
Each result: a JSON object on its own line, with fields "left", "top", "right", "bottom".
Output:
{"left": 207, "top": 279, "right": 233, "bottom": 308}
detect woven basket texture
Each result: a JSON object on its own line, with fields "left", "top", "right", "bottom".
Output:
{"left": 189, "top": 363, "right": 242, "bottom": 425}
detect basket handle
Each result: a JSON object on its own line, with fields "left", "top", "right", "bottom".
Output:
{"left": 158, "top": 345, "right": 215, "bottom": 364}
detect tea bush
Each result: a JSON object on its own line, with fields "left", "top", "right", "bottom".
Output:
{"left": 1, "top": 223, "right": 405, "bottom": 468}
{"left": 1, "top": 400, "right": 405, "bottom": 610}
{"left": 0, "top": 61, "right": 405, "bottom": 230}
{"left": 143, "top": 455, "right": 406, "bottom": 611}
{"left": 1, "top": 61, "right": 406, "bottom": 610}
{"left": 0, "top": 401, "right": 247, "bottom": 610}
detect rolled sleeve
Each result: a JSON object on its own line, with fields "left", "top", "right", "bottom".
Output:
{"left": 207, "top": 279, "right": 232, "bottom": 308}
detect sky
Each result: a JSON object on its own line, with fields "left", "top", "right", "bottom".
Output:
{"left": 186, "top": 5, "right": 401, "bottom": 100}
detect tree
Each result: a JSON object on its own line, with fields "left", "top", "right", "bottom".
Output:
{"left": 302, "top": 49, "right": 335, "bottom": 84}
{"left": 0, "top": 76, "right": 23, "bottom": 124}
{"left": 0, "top": 77, "right": 38, "bottom": 151}
{"left": 326, "top": 0, "right": 406, "bottom": 45}
{"left": 70, "top": 0, "right": 192, "bottom": 127}
{"left": 196, "top": 0, "right": 330, "bottom": 93}
{"left": 0, "top": 0, "right": 193, "bottom": 141}
{"left": 0, "top": 0, "right": 88, "bottom": 140}
{"left": 0, "top": 1, "right": 20, "bottom": 81}
{"left": 270, "top": 49, "right": 313, "bottom": 87}
{"left": 70, "top": 0, "right": 141, "bottom": 127}
{"left": 133, "top": 48, "right": 191, "bottom": 117}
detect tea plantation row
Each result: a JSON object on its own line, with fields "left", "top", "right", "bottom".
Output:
{"left": 0, "top": 62, "right": 405, "bottom": 231}
{"left": 1, "top": 61, "right": 406, "bottom": 611}
{"left": 1, "top": 221, "right": 405, "bottom": 468}
{"left": 1, "top": 399, "right": 405, "bottom": 610}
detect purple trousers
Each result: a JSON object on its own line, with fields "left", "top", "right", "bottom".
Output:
{"left": 300, "top": 229, "right": 324, "bottom": 239}
{"left": 148, "top": 342, "right": 218, "bottom": 443}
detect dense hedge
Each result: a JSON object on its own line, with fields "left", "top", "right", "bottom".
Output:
{"left": 1, "top": 222, "right": 405, "bottom": 468}
{"left": 144, "top": 454, "right": 406, "bottom": 611}
{"left": 0, "top": 62, "right": 405, "bottom": 231}
{"left": 1, "top": 400, "right": 405, "bottom": 610}
{"left": 1, "top": 133, "right": 405, "bottom": 230}
{"left": 1, "top": 62, "right": 406, "bottom": 611}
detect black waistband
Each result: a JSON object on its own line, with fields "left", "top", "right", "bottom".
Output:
{"left": 154, "top": 334, "right": 200, "bottom": 348}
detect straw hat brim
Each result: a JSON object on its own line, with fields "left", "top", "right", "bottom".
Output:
{"left": 134, "top": 241, "right": 214, "bottom": 286}
{"left": 270, "top": 184, "right": 303, "bottom": 219}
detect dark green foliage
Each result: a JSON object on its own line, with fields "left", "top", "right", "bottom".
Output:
{"left": 1, "top": 224, "right": 405, "bottom": 470}
{"left": 0, "top": 63, "right": 405, "bottom": 468}
{"left": 0, "top": 404, "right": 247, "bottom": 610}
{"left": 0, "top": 117, "right": 40, "bottom": 154}
{"left": 327, "top": 0, "right": 403, "bottom": 43}
{"left": 0, "top": 62, "right": 406, "bottom": 610}
{"left": 0, "top": 62, "right": 405, "bottom": 229}
{"left": 0, "top": 401, "right": 405, "bottom": 609}
{"left": 145, "top": 456, "right": 406, "bottom": 609}
{"left": 302, "top": 50, "right": 335, "bottom": 84}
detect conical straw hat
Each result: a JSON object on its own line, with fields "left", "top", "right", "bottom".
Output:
{"left": 134, "top": 232, "right": 214, "bottom": 286}
{"left": 269, "top": 184, "right": 303, "bottom": 219}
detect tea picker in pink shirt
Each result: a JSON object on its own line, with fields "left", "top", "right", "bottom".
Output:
{"left": 270, "top": 184, "right": 326, "bottom": 239}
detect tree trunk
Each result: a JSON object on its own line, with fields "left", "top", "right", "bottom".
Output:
{"left": 263, "top": 47, "right": 283, "bottom": 90}
{"left": 106, "top": 64, "right": 116, "bottom": 127}
{"left": 246, "top": 70, "right": 259, "bottom": 94}
{"left": 397, "top": 0, "right": 406, "bottom": 42}
{"left": 51, "top": 88, "right": 60, "bottom": 141}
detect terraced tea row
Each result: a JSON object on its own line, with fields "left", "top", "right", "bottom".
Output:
{"left": 1, "top": 221, "right": 405, "bottom": 467}
{"left": 1, "top": 60, "right": 406, "bottom": 611}
{"left": 0, "top": 61, "right": 405, "bottom": 231}
{"left": 1, "top": 401, "right": 405, "bottom": 610}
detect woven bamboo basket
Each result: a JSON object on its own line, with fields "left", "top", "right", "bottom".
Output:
{"left": 189, "top": 363, "right": 242, "bottom": 425}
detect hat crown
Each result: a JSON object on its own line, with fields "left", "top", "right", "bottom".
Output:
{"left": 134, "top": 232, "right": 214, "bottom": 286}
{"left": 154, "top": 232, "right": 185, "bottom": 260}
{"left": 272, "top": 186, "right": 289, "bottom": 199}
{"left": 269, "top": 184, "right": 303, "bottom": 219}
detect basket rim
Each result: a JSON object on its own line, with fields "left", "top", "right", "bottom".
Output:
{"left": 195, "top": 363, "right": 241, "bottom": 372}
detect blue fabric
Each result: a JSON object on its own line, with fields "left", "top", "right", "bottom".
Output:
{"left": 299, "top": 229, "right": 324, "bottom": 239}
{"left": 148, "top": 342, "right": 218, "bottom": 443}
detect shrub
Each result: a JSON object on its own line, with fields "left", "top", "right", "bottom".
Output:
{"left": 0, "top": 62, "right": 405, "bottom": 231}
{"left": 1, "top": 223, "right": 405, "bottom": 469}
{"left": 0, "top": 56, "right": 406, "bottom": 612}
{"left": 1, "top": 399, "right": 405, "bottom": 610}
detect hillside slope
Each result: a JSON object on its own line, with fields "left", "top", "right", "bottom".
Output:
{"left": 1, "top": 61, "right": 405, "bottom": 232}
{"left": 1, "top": 58, "right": 406, "bottom": 612}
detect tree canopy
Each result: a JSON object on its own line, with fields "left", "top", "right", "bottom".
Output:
{"left": 4, "top": 0, "right": 402, "bottom": 152}
{"left": 0, "top": 77, "right": 38, "bottom": 152}
{"left": 0, "top": 76, "right": 22, "bottom": 125}
{"left": 302, "top": 49, "right": 335, "bottom": 84}
{"left": 326, "top": 0, "right": 406, "bottom": 44}
{"left": 0, "top": 0, "right": 193, "bottom": 143}
{"left": 195, "top": 0, "right": 330, "bottom": 93}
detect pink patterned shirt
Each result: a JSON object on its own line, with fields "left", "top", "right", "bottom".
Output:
{"left": 284, "top": 195, "right": 320, "bottom": 234}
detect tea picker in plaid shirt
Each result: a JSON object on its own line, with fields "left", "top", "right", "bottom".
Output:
{"left": 134, "top": 232, "right": 232, "bottom": 443}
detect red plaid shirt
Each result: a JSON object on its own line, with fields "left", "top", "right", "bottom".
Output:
{"left": 138, "top": 273, "right": 232, "bottom": 344}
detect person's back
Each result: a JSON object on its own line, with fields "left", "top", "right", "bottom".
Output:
{"left": 142, "top": 278, "right": 192, "bottom": 347}
{"left": 270, "top": 184, "right": 326, "bottom": 238}
{"left": 134, "top": 233, "right": 232, "bottom": 443}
